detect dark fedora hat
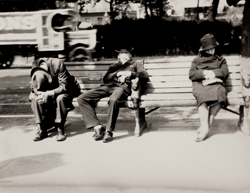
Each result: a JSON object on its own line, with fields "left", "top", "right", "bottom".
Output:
{"left": 115, "top": 48, "right": 134, "bottom": 53}
{"left": 199, "top": 33, "right": 219, "bottom": 52}
{"left": 30, "top": 58, "right": 48, "bottom": 77}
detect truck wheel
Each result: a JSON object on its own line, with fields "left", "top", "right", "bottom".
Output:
{"left": 68, "top": 46, "right": 90, "bottom": 62}
{"left": 0, "top": 55, "right": 13, "bottom": 68}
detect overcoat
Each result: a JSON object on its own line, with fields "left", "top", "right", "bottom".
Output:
{"left": 30, "top": 57, "right": 81, "bottom": 98}
{"left": 102, "top": 59, "right": 149, "bottom": 95}
{"left": 189, "top": 54, "right": 229, "bottom": 107}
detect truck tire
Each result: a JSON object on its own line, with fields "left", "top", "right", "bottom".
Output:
{"left": 68, "top": 46, "right": 90, "bottom": 62}
{"left": 0, "top": 54, "right": 13, "bottom": 68}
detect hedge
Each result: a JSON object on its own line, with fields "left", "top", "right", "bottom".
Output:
{"left": 94, "top": 18, "right": 241, "bottom": 58}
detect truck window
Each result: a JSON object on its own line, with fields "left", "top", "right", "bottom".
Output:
{"left": 52, "top": 13, "right": 77, "bottom": 32}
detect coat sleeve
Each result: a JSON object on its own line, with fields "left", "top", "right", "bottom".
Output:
{"left": 131, "top": 60, "right": 149, "bottom": 80}
{"left": 51, "top": 59, "right": 71, "bottom": 95}
{"left": 212, "top": 58, "right": 229, "bottom": 80}
{"left": 132, "top": 60, "right": 149, "bottom": 89}
{"left": 189, "top": 59, "right": 205, "bottom": 81}
{"left": 103, "top": 63, "right": 118, "bottom": 84}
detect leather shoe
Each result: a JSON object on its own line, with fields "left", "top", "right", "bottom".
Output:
{"left": 103, "top": 131, "right": 113, "bottom": 143}
{"left": 93, "top": 125, "right": 105, "bottom": 141}
{"left": 56, "top": 133, "right": 67, "bottom": 141}
{"left": 33, "top": 131, "right": 48, "bottom": 141}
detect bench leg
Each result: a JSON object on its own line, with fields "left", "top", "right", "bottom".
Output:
{"left": 239, "top": 103, "right": 250, "bottom": 135}
{"left": 134, "top": 108, "right": 147, "bottom": 137}
{"left": 240, "top": 59, "right": 250, "bottom": 135}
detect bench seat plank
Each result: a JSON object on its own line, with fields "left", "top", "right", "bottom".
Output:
{"left": 71, "top": 66, "right": 240, "bottom": 77}
{"left": 144, "top": 61, "right": 240, "bottom": 68}
{"left": 147, "top": 66, "right": 240, "bottom": 75}
{"left": 75, "top": 74, "right": 240, "bottom": 84}
{"left": 79, "top": 82, "right": 241, "bottom": 90}
{"left": 73, "top": 98, "right": 243, "bottom": 108}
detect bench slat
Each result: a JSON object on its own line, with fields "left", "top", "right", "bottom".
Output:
{"left": 75, "top": 73, "right": 240, "bottom": 84}
{"left": 70, "top": 67, "right": 240, "bottom": 76}
{"left": 72, "top": 98, "right": 243, "bottom": 108}
{"left": 66, "top": 60, "right": 240, "bottom": 71}
{"left": 144, "top": 61, "right": 240, "bottom": 68}
{"left": 140, "top": 92, "right": 242, "bottom": 100}
{"left": 79, "top": 86, "right": 242, "bottom": 95}
{"left": 144, "top": 56, "right": 240, "bottom": 63}
{"left": 67, "top": 65, "right": 109, "bottom": 71}
{"left": 141, "top": 87, "right": 241, "bottom": 94}
{"left": 138, "top": 98, "right": 244, "bottom": 107}
{"left": 70, "top": 71, "right": 106, "bottom": 77}
{"left": 149, "top": 79, "right": 239, "bottom": 86}
{"left": 147, "top": 66, "right": 240, "bottom": 75}
{"left": 80, "top": 83, "right": 241, "bottom": 92}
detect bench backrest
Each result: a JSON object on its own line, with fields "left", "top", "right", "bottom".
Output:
{"left": 65, "top": 55, "right": 243, "bottom": 107}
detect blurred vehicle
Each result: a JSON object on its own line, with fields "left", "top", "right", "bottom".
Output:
{"left": 0, "top": 8, "right": 97, "bottom": 68}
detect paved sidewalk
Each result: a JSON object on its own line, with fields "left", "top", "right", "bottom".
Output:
{"left": 0, "top": 107, "right": 250, "bottom": 193}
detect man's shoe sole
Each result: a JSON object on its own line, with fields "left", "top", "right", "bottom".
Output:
{"left": 94, "top": 133, "right": 105, "bottom": 141}
{"left": 103, "top": 137, "right": 113, "bottom": 143}
{"left": 33, "top": 133, "right": 48, "bottom": 141}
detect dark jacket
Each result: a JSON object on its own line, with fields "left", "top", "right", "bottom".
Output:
{"left": 102, "top": 59, "right": 149, "bottom": 94}
{"left": 189, "top": 54, "right": 229, "bottom": 107}
{"left": 31, "top": 57, "right": 81, "bottom": 98}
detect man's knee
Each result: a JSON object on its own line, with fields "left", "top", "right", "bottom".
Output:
{"left": 77, "top": 93, "right": 86, "bottom": 104}
{"left": 56, "top": 94, "right": 66, "bottom": 104}
{"left": 109, "top": 96, "right": 119, "bottom": 104}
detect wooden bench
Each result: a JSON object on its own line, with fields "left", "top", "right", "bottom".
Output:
{"left": 65, "top": 55, "right": 249, "bottom": 136}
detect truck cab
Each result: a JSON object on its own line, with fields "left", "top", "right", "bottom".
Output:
{"left": 0, "top": 9, "right": 97, "bottom": 68}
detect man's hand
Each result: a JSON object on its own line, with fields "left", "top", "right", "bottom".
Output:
{"left": 203, "top": 70, "right": 215, "bottom": 79}
{"left": 117, "top": 71, "right": 131, "bottom": 83}
{"left": 36, "top": 91, "right": 54, "bottom": 104}
{"left": 29, "top": 80, "right": 38, "bottom": 94}
{"left": 118, "top": 75, "right": 127, "bottom": 83}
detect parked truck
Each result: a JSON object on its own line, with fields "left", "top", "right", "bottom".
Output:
{"left": 0, "top": 8, "right": 97, "bottom": 68}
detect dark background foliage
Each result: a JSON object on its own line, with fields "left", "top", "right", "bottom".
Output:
{"left": 95, "top": 18, "right": 241, "bottom": 58}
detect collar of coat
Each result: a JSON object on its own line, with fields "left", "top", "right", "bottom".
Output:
{"left": 196, "top": 54, "right": 223, "bottom": 63}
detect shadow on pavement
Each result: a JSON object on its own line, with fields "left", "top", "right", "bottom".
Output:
{"left": 0, "top": 153, "right": 64, "bottom": 180}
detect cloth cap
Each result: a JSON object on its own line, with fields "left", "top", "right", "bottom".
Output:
{"left": 30, "top": 58, "right": 48, "bottom": 77}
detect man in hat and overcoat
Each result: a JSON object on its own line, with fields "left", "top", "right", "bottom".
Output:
{"left": 77, "top": 48, "right": 149, "bottom": 143}
{"left": 189, "top": 33, "right": 229, "bottom": 142}
{"left": 29, "top": 56, "right": 81, "bottom": 141}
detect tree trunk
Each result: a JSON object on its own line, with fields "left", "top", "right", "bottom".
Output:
{"left": 196, "top": 0, "right": 200, "bottom": 20}
{"left": 207, "top": 0, "right": 220, "bottom": 22}
{"left": 144, "top": 1, "right": 149, "bottom": 18}
{"left": 158, "top": 0, "right": 164, "bottom": 18}
{"left": 241, "top": 0, "right": 250, "bottom": 57}
{"left": 108, "top": 0, "right": 116, "bottom": 22}
{"left": 148, "top": 0, "right": 153, "bottom": 17}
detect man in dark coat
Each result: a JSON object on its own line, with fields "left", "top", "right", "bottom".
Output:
{"left": 189, "top": 34, "right": 229, "bottom": 142}
{"left": 77, "top": 48, "right": 149, "bottom": 143}
{"left": 29, "top": 56, "right": 81, "bottom": 141}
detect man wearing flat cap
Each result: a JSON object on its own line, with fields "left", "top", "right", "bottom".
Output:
{"left": 29, "top": 55, "right": 81, "bottom": 141}
{"left": 77, "top": 48, "right": 149, "bottom": 143}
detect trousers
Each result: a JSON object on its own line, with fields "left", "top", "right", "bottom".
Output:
{"left": 30, "top": 71, "right": 73, "bottom": 124}
{"left": 77, "top": 85, "right": 127, "bottom": 131}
